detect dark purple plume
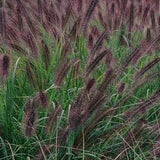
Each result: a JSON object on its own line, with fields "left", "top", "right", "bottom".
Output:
{"left": 134, "top": 58, "right": 160, "bottom": 80}
{"left": 118, "top": 82, "right": 126, "bottom": 94}
{"left": 46, "top": 106, "right": 62, "bottom": 133}
{"left": 124, "top": 89, "right": 160, "bottom": 120}
{"left": 24, "top": 99, "right": 37, "bottom": 137}
{"left": 146, "top": 28, "right": 151, "bottom": 42}
{"left": 88, "top": 34, "right": 94, "bottom": 50}
{"left": 0, "top": 54, "right": 10, "bottom": 79}
{"left": 55, "top": 60, "right": 71, "bottom": 87}
{"left": 38, "top": 91, "right": 49, "bottom": 108}
{"left": 82, "top": 0, "right": 99, "bottom": 34}
{"left": 90, "top": 30, "right": 108, "bottom": 56}
{"left": 142, "top": 4, "right": 150, "bottom": 23}
{"left": 150, "top": 10, "right": 156, "bottom": 29}
{"left": 128, "top": 2, "right": 134, "bottom": 33}
{"left": 41, "top": 40, "right": 50, "bottom": 70}
{"left": 98, "top": 68, "right": 114, "bottom": 92}
{"left": 17, "top": 4, "right": 23, "bottom": 31}
{"left": 0, "top": 7, "right": 6, "bottom": 49}
{"left": 86, "top": 49, "right": 108, "bottom": 76}
{"left": 25, "top": 62, "right": 35, "bottom": 87}
{"left": 85, "top": 78, "right": 95, "bottom": 92}
{"left": 37, "top": 0, "right": 43, "bottom": 23}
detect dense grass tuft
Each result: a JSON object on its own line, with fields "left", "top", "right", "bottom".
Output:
{"left": 1, "top": 0, "right": 160, "bottom": 159}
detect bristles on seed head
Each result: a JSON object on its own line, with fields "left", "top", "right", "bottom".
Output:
{"left": 85, "top": 78, "right": 95, "bottom": 92}
{"left": 24, "top": 99, "right": 37, "bottom": 137}
{"left": 0, "top": 54, "right": 10, "bottom": 79}
{"left": 118, "top": 82, "right": 126, "bottom": 94}
{"left": 38, "top": 91, "right": 49, "bottom": 108}
{"left": 146, "top": 28, "right": 151, "bottom": 42}
{"left": 46, "top": 105, "right": 62, "bottom": 133}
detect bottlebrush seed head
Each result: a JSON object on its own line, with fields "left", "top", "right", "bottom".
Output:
{"left": 46, "top": 106, "right": 62, "bottom": 133}
{"left": 0, "top": 54, "right": 10, "bottom": 79}
{"left": 146, "top": 28, "right": 151, "bottom": 42}
{"left": 118, "top": 82, "right": 126, "bottom": 94}
{"left": 111, "top": 3, "right": 115, "bottom": 15}
{"left": 24, "top": 99, "right": 37, "bottom": 137}
{"left": 129, "top": 2, "right": 134, "bottom": 32}
{"left": 85, "top": 78, "right": 95, "bottom": 92}
{"left": 69, "top": 107, "right": 81, "bottom": 130}
{"left": 25, "top": 62, "right": 35, "bottom": 87}
{"left": 88, "top": 34, "right": 94, "bottom": 49}
{"left": 82, "top": 0, "right": 99, "bottom": 35}
{"left": 38, "top": 91, "right": 49, "bottom": 108}
{"left": 150, "top": 10, "right": 156, "bottom": 29}
{"left": 142, "top": 4, "right": 150, "bottom": 22}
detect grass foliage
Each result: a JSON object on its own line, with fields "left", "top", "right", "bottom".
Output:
{"left": 0, "top": 0, "right": 160, "bottom": 159}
